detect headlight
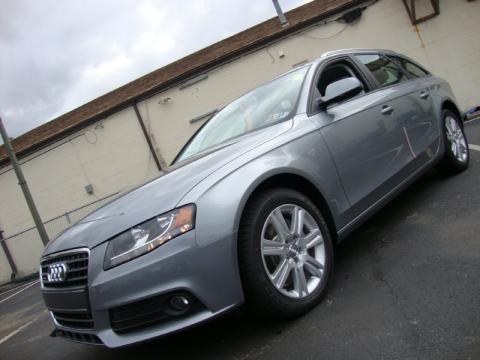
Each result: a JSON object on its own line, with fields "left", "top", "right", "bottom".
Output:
{"left": 104, "top": 204, "right": 195, "bottom": 269}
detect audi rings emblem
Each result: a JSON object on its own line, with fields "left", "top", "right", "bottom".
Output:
{"left": 47, "top": 263, "right": 68, "bottom": 283}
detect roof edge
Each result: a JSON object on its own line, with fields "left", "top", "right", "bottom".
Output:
{"left": 0, "top": 0, "right": 368, "bottom": 167}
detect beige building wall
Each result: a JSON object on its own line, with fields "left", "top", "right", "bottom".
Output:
{"left": 141, "top": 0, "right": 480, "bottom": 164}
{"left": 0, "top": 0, "right": 479, "bottom": 283}
{"left": 0, "top": 107, "right": 158, "bottom": 281}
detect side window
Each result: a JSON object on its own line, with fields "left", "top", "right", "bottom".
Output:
{"left": 392, "top": 56, "right": 429, "bottom": 78}
{"left": 355, "top": 54, "right": 407, "bottom": 87}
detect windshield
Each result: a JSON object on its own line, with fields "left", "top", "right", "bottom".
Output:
{"left": 175, "top": 66, "right": 309, "bottom": 162}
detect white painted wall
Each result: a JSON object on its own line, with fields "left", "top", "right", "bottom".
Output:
{"left": 0, "top": 107, "right": 158, "bottom": 280}
{"left": 0, "top": 0, "right": 479, "bottom": 283}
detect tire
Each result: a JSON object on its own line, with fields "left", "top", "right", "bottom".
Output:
{"left": 238, "top": 188, "right": 333, "bottom": 318}
{"left": 436, "top": 109, "right": 469, "bottom": 175}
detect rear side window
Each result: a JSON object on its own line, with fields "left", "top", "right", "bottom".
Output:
{"left": 355, "top": 54, "right": 407, "bottom": 88}
{"left": 392, "top": 56, "right": 429, "bottom": 78}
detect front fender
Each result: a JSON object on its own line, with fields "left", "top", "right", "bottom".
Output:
{"left": 178, "top": 115, "right": 352, "bottom": 248}
{"left": 174, "top": 115, "right": 352, "bottom": 306}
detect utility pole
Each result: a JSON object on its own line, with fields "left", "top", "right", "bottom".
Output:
{"left": 0, "top": 116, "right": 49, "bottom": 246}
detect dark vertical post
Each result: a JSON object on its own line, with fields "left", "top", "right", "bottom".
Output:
{"left": 0, "top": 117, "right": 49, "bottom": 246}
{"left": 410, "top": 0, "right": 416, "bottom": 24}
{"left": 0, "top": 230, "right": 18, "bottom": 280}
{"left": 132, "top": 103, "right": 162, "bottom": 172}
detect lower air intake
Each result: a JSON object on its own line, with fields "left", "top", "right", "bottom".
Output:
{"left": 109, "top": 291, "right": 203, "bottom": 334}
{"left": 51, "top": 310, "right": 94, "bottom": 330}
{"left": 53, "top": 329, "right": 103, "bottom": 345}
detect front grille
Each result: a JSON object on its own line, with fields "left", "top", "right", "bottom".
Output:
{"left": 52, "top": 310, "right": 94, "bottom": 330}
{"left": 110, "top": 291, "right": 203, "bottom": 334}
{"left": 54, "top": 329, "right": 103, "bottom": 345}
{"left": 41, "top": 250, "right": 89, "bottom": 288}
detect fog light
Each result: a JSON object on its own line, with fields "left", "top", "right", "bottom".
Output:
{"left": 168, "top": 295, "right": 190, "bottom": 314}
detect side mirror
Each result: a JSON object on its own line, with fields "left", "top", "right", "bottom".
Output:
{"left": 317, "top": 77, "right": 363, "bottom": 109}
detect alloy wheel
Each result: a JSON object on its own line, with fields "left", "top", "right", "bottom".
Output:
{"left": 260, "top": 204, "right": 325, "bottom": 299}
{"left": 445, "top": 115, "right": 468, "bottom": 162}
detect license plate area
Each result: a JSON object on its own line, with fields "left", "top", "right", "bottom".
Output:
{"left": 42, "top": 288, "right": 90, "bottom": 312}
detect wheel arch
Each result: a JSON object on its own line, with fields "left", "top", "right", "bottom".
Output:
{"left": 442, "top": 99, "right": 464, "bottom": 128}
{"left": 237, "top": 172, "right": 338, "bottom": 244}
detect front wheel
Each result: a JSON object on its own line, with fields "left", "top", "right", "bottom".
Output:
{"left": 436, "top": 109, "right": 469, "bottom": 175}
{"left": 238, "top": 188, "right": 333, "bottom": 318}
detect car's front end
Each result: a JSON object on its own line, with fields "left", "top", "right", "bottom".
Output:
{"left": 39, "top": 149, "right": 250, "bottom": 347}
{"left": 41, "top": 222, "right": 242, "bottom": 347}
{"left": 38, "top": 119, "right": 298, "bottom": 348}
{"left": 39, "top": 64, "right": 313, "bottom": 348}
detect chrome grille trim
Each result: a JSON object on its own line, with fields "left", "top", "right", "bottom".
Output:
{"left": 40, "top": 248, "right": 89, "bottom": 289}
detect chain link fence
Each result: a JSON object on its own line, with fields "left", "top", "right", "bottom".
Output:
{"left": 0, "top": 192, "right": 119, "bottom": 283}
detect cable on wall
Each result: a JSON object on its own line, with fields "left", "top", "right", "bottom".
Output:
{"left": 300, "top": 0, "right": 380, "bottom": 41}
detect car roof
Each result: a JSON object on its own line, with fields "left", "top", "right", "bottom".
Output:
{"left": 320, "top": 48, "right": 398, "bottom": 58}
{"left": 300, "top": 48, "right": 401, "bottom": 68}
{"left": 276, "top": 49, "right": 401, "bottom": 81}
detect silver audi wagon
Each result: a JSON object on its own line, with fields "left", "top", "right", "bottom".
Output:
{"left": 40, "top": 49, "right": 469, "bottom": 347}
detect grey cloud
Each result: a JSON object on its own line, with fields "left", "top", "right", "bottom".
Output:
{"left": 0, "top": 0, "right": 310, "bottom": 139}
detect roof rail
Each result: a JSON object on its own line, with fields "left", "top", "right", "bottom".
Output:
{"left": 321, "top": 48, "right": 397, "bottom": 58}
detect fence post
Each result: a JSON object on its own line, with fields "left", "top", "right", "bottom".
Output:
{"left": 0, "top": 230, "right": 18, "bottom": 281}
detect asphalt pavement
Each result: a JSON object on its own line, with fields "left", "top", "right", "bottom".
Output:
{"left": 1, "top": 119, "right": 480, "bottom": 360}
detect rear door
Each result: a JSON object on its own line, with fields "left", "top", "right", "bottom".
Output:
{"left": 308, "top": 55, "right": 414, "bottom": 216}
{"left": 388, "top": 55, "right": 440, "bottom": 162}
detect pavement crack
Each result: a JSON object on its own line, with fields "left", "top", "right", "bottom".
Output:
{"left": 371, "top": 263, "right": 399, "bottom": 305}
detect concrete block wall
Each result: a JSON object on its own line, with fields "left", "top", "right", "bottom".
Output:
{"left": 0, "top": 107, "right": 158, "bottom": 280}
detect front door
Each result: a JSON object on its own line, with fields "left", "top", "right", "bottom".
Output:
{"left": 308, "top": 55, "right": 414, "bottom": 216}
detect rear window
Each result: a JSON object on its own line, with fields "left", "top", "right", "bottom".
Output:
{"left": 392, "top": 56, "right": 429, "bottom": 78}
{"left": 355, "top": 54, "right": 407, "bottom": 88}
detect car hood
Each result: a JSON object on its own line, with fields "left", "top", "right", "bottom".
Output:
{"left": 43, "top": 120, "right": 292, "bottom": 255}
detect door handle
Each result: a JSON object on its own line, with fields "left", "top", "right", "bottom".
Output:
{"left": 381, "top": 105, "right": 394, "bottom": 115}
{"left": 420, "top": 91, "right": 429, "bottom": 100}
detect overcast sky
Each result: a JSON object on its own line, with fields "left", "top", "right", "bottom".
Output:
{"left": 0, "top": 0, "right": 311, "bottom": 140}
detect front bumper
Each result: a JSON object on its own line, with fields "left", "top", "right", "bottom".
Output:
{"left": 41, "top": 230, "right": 244, "bottom": 348}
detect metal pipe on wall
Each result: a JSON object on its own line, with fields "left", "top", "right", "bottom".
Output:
{"left": 132, "top": 103, "right": 163, "bottom": 172}
{"left": 272, "top": 0, "right": 289, "bottom": 27}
